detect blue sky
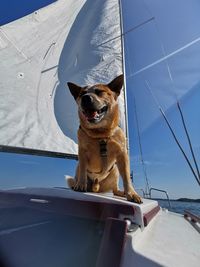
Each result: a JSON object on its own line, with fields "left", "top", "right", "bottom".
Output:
{"left": 0, "top": 0, "right": 55, "bottom": 25}
{"left": 123, "top": 0, "right": 200, "bottom": 199}
{"left": 0, "top": 0, "right": 199, "bottom": 199}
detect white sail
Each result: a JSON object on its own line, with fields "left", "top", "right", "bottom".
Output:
{"left": 0, "top": 0, "right": 124, "bottom": 155}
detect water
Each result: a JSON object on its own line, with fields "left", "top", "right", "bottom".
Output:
{"left": 156, "top": 199, "right": 200, "bottom": 216}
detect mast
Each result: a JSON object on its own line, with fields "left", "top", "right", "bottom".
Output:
{"left": 118, "top": 0, "right": 130, "bottom": 152}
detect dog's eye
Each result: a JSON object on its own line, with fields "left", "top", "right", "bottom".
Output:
{"left": 95, "top": 89, "right": 103, "bottom": 96}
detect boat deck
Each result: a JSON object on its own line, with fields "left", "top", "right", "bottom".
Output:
{"left": 122, "top": 209, "right": 200, "bottom": 267}
{"left": 0, "top": 187, "right": 199, "bottom": 267}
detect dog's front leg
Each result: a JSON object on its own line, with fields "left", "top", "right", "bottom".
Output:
{"left": 74, "top": 149, "right": 88, "bottom": 192}
{"left": 117, "top": 152, "right": 142, "bottom": 203}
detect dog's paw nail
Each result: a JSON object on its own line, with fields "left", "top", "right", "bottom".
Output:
{"left": 127, "top": 193, "right": 142, "bottom": 204}
{"left": 73, "top": 183, "right": 87, "bottom": 192}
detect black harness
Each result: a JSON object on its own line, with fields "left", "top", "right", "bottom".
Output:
{"left": 99, "top": 139, "right": 108, "bottom": 157}
{"left": 79, "top": 126, "right": 115, "bottom": 176}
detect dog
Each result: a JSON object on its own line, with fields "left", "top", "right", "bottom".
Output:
{"left": 67, "top": 74, "right": 142, "bottom": 203}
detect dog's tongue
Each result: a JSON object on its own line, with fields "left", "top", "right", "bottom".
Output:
{"left": 85, "top": 110, "right": 98, "bottom": 120}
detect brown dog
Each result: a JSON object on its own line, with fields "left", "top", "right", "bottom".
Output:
{"left": 67, "top": 74, "right": 142, "bottom": 203}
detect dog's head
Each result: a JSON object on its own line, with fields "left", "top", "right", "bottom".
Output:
{"left": 67, "top": 74, "right": 124, "bottom": 128}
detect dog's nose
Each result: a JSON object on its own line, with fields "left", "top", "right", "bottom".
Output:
{"left": 81, "top": 94, "right": 93, "bottom": 107}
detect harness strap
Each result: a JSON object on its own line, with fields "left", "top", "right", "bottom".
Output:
{"left": 79, "top": 125, "right": 114, "bottom": 178}
{"left": 99, "top": 139, "right": 107, "bottom": 157}
{"left": 87, "top": 163, "right": 115, "bottom": 175}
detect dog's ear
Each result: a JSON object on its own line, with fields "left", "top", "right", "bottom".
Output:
{"left": 107, "top": 74, "right": 124, "bottom": 97}
{"left": 67, "top": 82, "right": 82, "bottom": 100}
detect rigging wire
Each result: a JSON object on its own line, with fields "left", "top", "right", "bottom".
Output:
{"left": 145, "top": 81, "right": 200, "bottom": 186}
{"left": 97, "top": 17, "right": 154, "bottom": 48}
{"left": 152, "top": 15, "right": 200, "bottom": 186}
{"left": 160, "top": 35, "right": 200, "bottom": 184}
{"left": 134, "top": 0, "right": 200, "bottom": 186}
{"left": 177, "top": 101, "right": 200, "bottom": 181}
{"left": 133, "top": 97, "right": 151, "bottom": 196}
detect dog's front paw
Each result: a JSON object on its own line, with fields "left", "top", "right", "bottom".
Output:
{"left": 73, "top": 181, "right": 87, "bottom": 192}
{"left": 126, "top": 191, "right": 142, "bottom": 204}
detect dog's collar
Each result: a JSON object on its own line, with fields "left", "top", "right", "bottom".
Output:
{"left": 79, "top": 124, "right": 117, "bottom": 139}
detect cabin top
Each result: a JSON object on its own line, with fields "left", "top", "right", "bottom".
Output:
{"left": 0, "top": 187, "right": 160, "bottom": 229}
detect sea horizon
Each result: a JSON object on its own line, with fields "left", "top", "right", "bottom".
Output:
{"left": 155, "top": 198, "right": 200, "bottom": 216}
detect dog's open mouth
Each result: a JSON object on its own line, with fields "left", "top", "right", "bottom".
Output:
{"left": 82, "top": 105, "right": 108, "bottom": 123}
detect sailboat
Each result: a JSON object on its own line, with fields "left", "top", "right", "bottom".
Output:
{"left": 0, "top": 0, "right": 199, "bottom": 266}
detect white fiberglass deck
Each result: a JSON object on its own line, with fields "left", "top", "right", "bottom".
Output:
{"left": 122, "top": 209, "right": 200, "bottom": 267}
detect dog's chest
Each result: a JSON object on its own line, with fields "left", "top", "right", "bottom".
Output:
{"left": 85, "top": 138, "right": 119, "bottom": 173}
